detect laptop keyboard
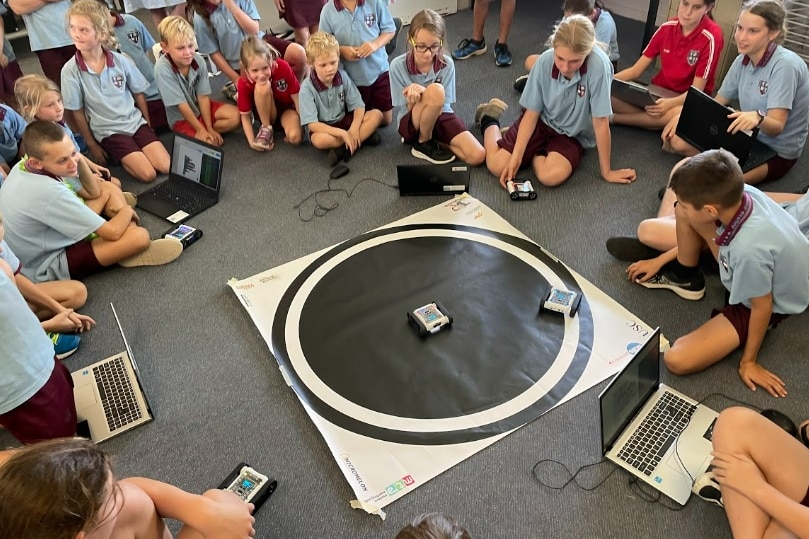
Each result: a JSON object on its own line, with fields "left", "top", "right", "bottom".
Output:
{"left": 94, "top": 356, "right": 142, "bottom": 432}
{"left": 617, "top": 391, "right": 697, "bottom": 476}
{"left": 152, "top": 182, "right": 209, "bottom": 213}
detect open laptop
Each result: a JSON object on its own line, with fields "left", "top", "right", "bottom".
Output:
{"left": 611, "top": 79, "right": 677, "bottom": 108}
{"left": 397, "top": 163, "right": 470, "bottom": 196}
{"left": 72, "top": 303, "right": 153, "bottom": 443}
{"left": 676, "top": 86, "right": 777, "bottom": 173}
{"left": 599, "top": 329, "right": 718, "bottom": 505}
{"left": 137, "top": 133, "right": 225, "bottom": 223}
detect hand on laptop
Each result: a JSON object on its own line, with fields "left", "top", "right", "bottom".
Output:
{"left": 727, "top": 110, "right": 761, "bottom": 134}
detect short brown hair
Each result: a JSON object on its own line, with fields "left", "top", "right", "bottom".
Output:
{"left": 22, "top": 120, "right": 71, "bottom": 160}
{"left": 669, "top": 149, "right": 744, "bottom": 209}
{"left": 394, "top": 512, "right": 471, "bottom": 539}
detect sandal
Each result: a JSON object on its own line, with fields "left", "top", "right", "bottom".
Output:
{"left": 800, "top": 419, "right": 809, "bottom": 448}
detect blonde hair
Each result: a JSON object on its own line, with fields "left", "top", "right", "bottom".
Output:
{"left": 158, "top": 15, "right": 196, "bottom": 45}
{"left": 68, "top": 0, "right": 119, "bottom": 51}
{"left": 547, "top": 13, "right": 597, "bottom": 56}
{"left": 15, "top": 74, "right": 61, "bottom": 123}
{"left": 305, "top": 32, "right": 340, "bottom": 64}
{"left": 240, "top": 35, "right": 279, "bottom": 71}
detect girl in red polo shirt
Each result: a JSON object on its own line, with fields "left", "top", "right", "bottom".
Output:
{"left": 612, "top": 0, "right": 724, "bottom": 130}
{"left": 237, "top": 36, "right": 302, "bottom": 151}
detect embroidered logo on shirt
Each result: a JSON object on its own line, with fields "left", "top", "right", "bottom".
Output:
{"left": 435, "top": 76, "right": 443, "bottom": 84}
{"left": 577, "top": 83, "right": 586, "bottom": 97}
{"left": 364, "top": 13, "right": 376, "bottom": 28}
{"left": 111, "top": 74, "right": 125, "bottom": 88}
{"left": 0, "top": 107, "right": 6, "bottom": 121}
{"left": 339, "top": 90, "right": 345, "bottom": 104}
{"left": 127, "top": 30, "right": 140, "bottom": 45}
{"left": 759, "top": 80, "right": 769, "bottom": 95}
{"left": 687, "top": 49, "right": 699, "bottom": 66}
{"left": 275, "top": 79, "right": 288, "bottom": 92}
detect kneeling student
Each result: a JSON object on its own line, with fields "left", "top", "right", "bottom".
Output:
{"left": 0, "top": 121, "right": 182, "bottom": 284}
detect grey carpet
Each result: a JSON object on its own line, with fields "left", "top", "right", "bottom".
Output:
{"left": 4, "top": 3, "right": 808, "bottom": 538}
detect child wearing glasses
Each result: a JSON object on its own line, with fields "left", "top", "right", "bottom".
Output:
{"left": 389, "top": 9, "right": 485, "bottom": 165}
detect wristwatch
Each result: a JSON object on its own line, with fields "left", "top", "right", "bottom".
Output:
{"left": 756, "top": 109, "right": 766, "bottom": 126}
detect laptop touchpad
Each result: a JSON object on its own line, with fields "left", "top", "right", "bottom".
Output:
{"left": 74, "top": 384, "right": 97, "bottom": 411}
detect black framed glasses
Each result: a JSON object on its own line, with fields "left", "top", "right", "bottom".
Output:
{"left": 410, "top": 40, "right": 443, "bottom": 53}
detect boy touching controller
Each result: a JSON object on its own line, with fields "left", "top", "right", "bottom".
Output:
{"left": 154, "top": 16, "right": 240, "bottom": 146}
{"left": 298, "top": 32, "right": 382, "bottom": 166}
{"left": 0, "top": 121, "right": 182, "bottom": 284}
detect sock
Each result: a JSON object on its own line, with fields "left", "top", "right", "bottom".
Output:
{"left": 669, "top": 259, "right": 701, "bottom": 280}
{"left": 480, "top": 115, "right": 500, "bottom": 134}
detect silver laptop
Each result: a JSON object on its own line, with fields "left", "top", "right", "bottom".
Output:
{"left": 599, "top": 329, "right": 718, "bottom": 505}
{"left": 611, "top": 79, "right": 678, "bottom": 108}
{"left": 72, "top": 303, "right": 153, "bottom": 443}
{"left": 136, "top": 133, "right": 224, "bottom": 224}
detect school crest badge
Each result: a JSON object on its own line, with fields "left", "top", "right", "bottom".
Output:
{"left": 577, "top": 83, "right": 586, "bottom": 97}
{"left": 687, "top": 49, "right": 699, "bottom": 66}
{"left": 339, "top": 90, "right": 345, "bottom": 104}
{"left": 275, "top": 79, "right": 288, "bottom": 92}
{"left": 435, "top": 76, "right": 443, "bottom": 84}
{"left": 127, "top": 30, "right": 140, "bottom": 45}
{"left": 364, "top": 13, "right": 376, "bottom": 28}
{"left": 111, "top": 74, "right": 125, "bottom": 89}
{"left": 759, "top": 80, "right": 768, "bottom": 95}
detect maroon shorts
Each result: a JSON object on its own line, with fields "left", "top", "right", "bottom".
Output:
{"left": 710, "top": 303, "right": 789, "bottom": 345}
{"left": 497, "top": 109, "right": 584, "bottom": 171}
{"left": 148, "top": 98, "right": 169, "bottom": 133}
{"left": 0, "top": 359, "right": 76, "bottom": 444}
{"left": 173, "top": 100, "right": 228, "bottom": 137}
{"left": 35, "top": 45, "right": 76, "bottom": 88}
{"left": 357, "top": 71, "right": 393, "bottom": 113}
{"left": 764, "top": 155, "right": 798, "bottom": 182}
{"left": 398, "top": 112, "right": 468, "bottom": 145}
{"left": 308, "top": 114, "right": 353, "bottom": 142}
{"left": 66, "top": 239, "right": 104, "bottom": 280}
{"left": 100, "top": 124, "right": 160, "bottom": 163}
{"left": 0, "top": 60, "right": 23, "bottom": 102}
{"left": 262, "top": 33, "right": 292, "bottom": 57}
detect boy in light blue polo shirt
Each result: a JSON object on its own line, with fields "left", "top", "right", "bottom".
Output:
{"left": 154, "top": 16, "right": 240, "bottom": 146}
{"left": 0, "top": 103, "right": 26, "bottom": 173}
{"left": 299, "top": 32, "right": 383, "bottom": 166}
{"left": 320, "top": 0, "right": 397, "bottom": 124}
{"left": 477, "top": 15, "right": 635, "bottom": 189}
{"left": 7, "top": 0, "right": 74, "bottom": 86}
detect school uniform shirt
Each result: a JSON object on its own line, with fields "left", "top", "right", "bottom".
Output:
{"left": 237, "top": 58, "right": 300, "bottom": 114}
{"left": 154, "top": 52, "right": 212, "bottom": 127}
{"left": 61, "top": 49, "right": 149, "bottom": 140}
{"left": 298, "top": 69, "right": 364, "bottom": 125}
{"left": 16, "top": 0, "right": 73, "bottom": 52}
{"left": 717, "top": 44, "right": 809, "bottom": 160}
{"left": 389, "top": 52, "right": 455, "bottom": 128}
{"left": 0, "top": 270, "right": 56, "bottom": 416}
{"left": 784, "top": 192, "right": 809, "bottom": 239}
{"left": 0, "top": 239, "right": 21, "bottom": 274}
{"left": 0, "top": 162, "right": 105, "bottom": 282}
{"left": 593, "top": 9, "right": 619, "bottom": 63}
{"left": 0, "top": 5, "right": 17, "bottom": 63}
{"left": 717, "top": 185, "right": 809, "bottom": 315}
{"left": 642, "top": 15, "right": 723, "bottom": 95}
{"left": 194, "top": 0, "right": 261, "bottom": 71}
{"left": 520, "top": 45, "right": 612, "bottom": 149}
{"left": 319, "top": 0, "right": 396, "bottom": 86}
{"left": 0, "top": 104, "right": 26, "bottom": 165}
{"left": 112, "top": 12, "right": 160, "bottom": 101}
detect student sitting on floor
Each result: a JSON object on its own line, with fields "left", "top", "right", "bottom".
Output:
{"left": 611, "top": 0, "right": 723, "bottom": 130}
{"left": 0, "top": 259, "right": 78, "bottom": 444}
{"left": 514, "top": 0, "right": 620, "bottom": 92}
{"left": 0, "top": 121, "right": 183, "bottom": 284}
{"left": 1, "top": 209, "right": 94, "bottom": 360}
{"left": 477, "top": 14, "right": 635, "bottom": 189}
{"left": 632, "top": 149, "right": 809, "bottom": 397}
{"left": 662, "top": 0, "right": 809, "bottom": 185}
{"left": 299, "top": 32, "right": 383, "bottom": 166}
{"left": 237, "top": 36, "right": 302, "bottom": 151}
{"left": 0, "top": 437, "right": 257, "bottom": 538}
{"left": 389, "top": 9, "right": 485, "bottom": 166}
{"left": 62, "top": 0, "right": 170, "bottom": 183}
{"left": 692, "top": 407, "right": 809, "bottom": 537}
{"left": 154, "top": 16, "right": 240, "bottom": 147}
{"left": 395, "top": 511, "right": 471, "bottom": 539}
{"left": 0, "top": 102, "right": 27, "bottom": 175}
{"left": 0, "top": 3, "right": 25, "bottom": 111}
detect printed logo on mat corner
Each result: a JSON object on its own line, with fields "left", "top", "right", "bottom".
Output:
{"left": 384, "top": 474, "right": 416, "bottom": 496}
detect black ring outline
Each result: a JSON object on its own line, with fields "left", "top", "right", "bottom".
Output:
{"left": 271, "top": 224, "right": 594, "bottom": 445}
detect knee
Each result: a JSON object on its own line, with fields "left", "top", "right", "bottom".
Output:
{"left": 132, "top": 226, "right": 151, "bottom": 251}
{"left": 534, "top": 169, "right": 569, "bottom": 187}
{"left": 636, "top": 219, "right": 656, "bottom": 245}
{"left": 713, "top": 407, "right": 758, "bottom": 447}
{"left": 68, "top": 282, "right": 88, "bottom": 309}
{"left": 286, "top": 128, "right": 303, "bottom": 145}
{"left": 423, "top": 83, "right": 445, "bottom": 106}
{"left": 138, "top": 168, "right": 158, "bottom": 183}
{"left": 662, "top": 345, "right": 697, "bottom": 375}
{"left": 467, "top": 146, "right": 486, "bottom": 166}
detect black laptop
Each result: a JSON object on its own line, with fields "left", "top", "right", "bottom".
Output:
{"left": 397, "top": 163, "right": 470, "bottom": 196}
{"left": 676, "top": 86, "right": 777, "bottom": 172}
{"left": 137, "top": 133, "right": 224, "bottom": 223}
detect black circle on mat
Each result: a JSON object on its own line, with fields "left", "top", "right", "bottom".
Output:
{"left": 271, "top": 224, "right": 594, "bottom": 445}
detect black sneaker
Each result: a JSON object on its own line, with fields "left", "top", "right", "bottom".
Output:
{"left": 513, "top": 74, "right": 528, "bottom": 92}
{"left": 638, "top": 264, "right": 706, "bottom": 300}
{"left": 494, "top": 41, "right": 512, "bottom": 66}
{"left": 365, "top": 131, "right": 382, "bottom": 146}
{"left": 386, "top": 17, "right": 402, "bottom": 55}
{"left": 606, "top": 236, "right": 662, "bottom": 262}
{"left": 411, "top": 139, "right": 456, "bottom": 164}
{"left": 328, "top": 146, "right": 348, "bottom": 166}
{"left": 692, "top": 472, "right": 723, "bottom": 507}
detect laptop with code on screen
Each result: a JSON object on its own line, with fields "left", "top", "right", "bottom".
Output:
{"left": 71, "top": 303, "right": 153, "bottom": 443}
{"left": 137, "top": 133, "right": 224, "bottom": 223}
{"left": 397, "top": 163, "right": 470, "bottom": 196}
{"left": 599, "top": 329, "right": 718, "bottom": 505}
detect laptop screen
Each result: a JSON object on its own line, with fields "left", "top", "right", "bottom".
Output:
{"left": 599, "top": 329, "right": 660, "bottom": 455}
{"left": 170, "top": 134, "right": 223, "bottom": 192}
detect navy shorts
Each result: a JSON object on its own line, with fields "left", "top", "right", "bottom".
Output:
{"left": 497, "top": 109, "right": 584, "bottom": 171}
